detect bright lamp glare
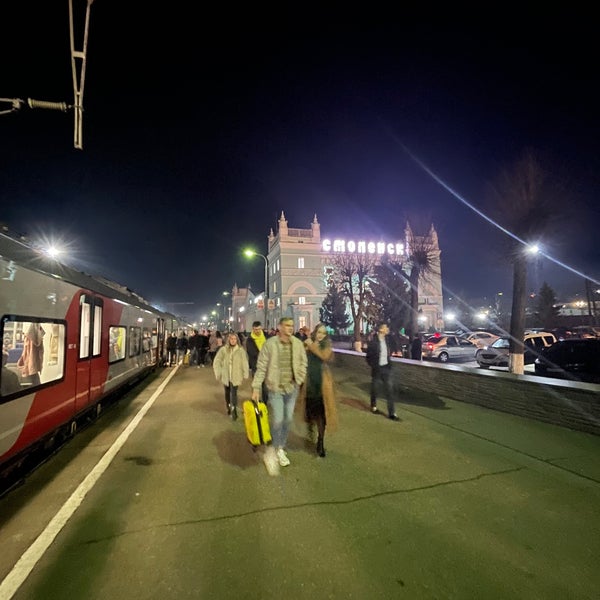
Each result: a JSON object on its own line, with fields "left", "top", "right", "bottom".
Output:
{"left": 45, "top": 246, "right": 63, "bottom": 258}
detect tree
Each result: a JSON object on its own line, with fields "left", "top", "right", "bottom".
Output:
{"left": 485, "top": 150, "right": 564, "bottom": 373}
{"left": 405, "top": 223, "right": 442, "bottom": 339}
{"left": 319, "top": 281, "right": 351, "bottom": 333}
{"left": 535, "top": 282, "right": 561, "bottom": 327}
{"left": 370, "top": 258, "right": 411, "bottom": 334}
{"left": 327, "top": 253, "right": 378, "bottom": 350}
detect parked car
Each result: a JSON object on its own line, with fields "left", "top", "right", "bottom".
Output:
{"left": 422, "top": 334, "right": 478, "bottom": 362}
{"left": 548, "top": 327, "right": 576, "bottom": 341}
{"left": 571, "top": 325, "right": 600, "bottom": 339}
{"left": 476, "top": 331, "right": 557, "bottom": 368}
{"left": 461, "top": 331, "right": 500, "bottom": 349}
{"left": 534, "top": 338, "right": 600, "bottom": 383}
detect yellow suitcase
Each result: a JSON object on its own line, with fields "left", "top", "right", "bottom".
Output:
{"left": 243, "top": 400, "right": 272, "bottom": 446}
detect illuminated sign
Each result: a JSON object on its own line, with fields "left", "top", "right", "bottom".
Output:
{"left": 321, "top": 239, "right": 404, "bottom": 256}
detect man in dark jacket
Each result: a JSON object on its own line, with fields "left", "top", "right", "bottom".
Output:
{"left": 188, "top": 330, "right": 201, "bottom": 366}
{"left": 198, "top": 330, "right": 210, "bottom": 367}
{"left": 410, "top": 335, "right": 423, "bottom": 360}
{"left": 166, "top": 333, "right": 177, "bottom": 366}
{"left": 175, "top": 333, "right": 188, "bottom": 365}
{"left": 365, "top": 323, "right": 399, "bottom": 421}
{"left": 294, "top": 326, "right": 309, "bottom": 341}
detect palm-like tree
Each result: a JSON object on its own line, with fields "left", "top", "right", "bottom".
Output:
{"left": 485, "top": 150, "right": 563, "bottom": 373}
{"left": 405, "top": 223, "right": 442, "bottom": 338}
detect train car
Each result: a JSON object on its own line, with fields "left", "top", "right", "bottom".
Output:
{"left": 0, "top": 230, "right": 183, "bottom": 482}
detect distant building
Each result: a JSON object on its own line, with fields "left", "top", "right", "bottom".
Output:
{"left": 231, "top": 212, "right": 444, "bottom": 333}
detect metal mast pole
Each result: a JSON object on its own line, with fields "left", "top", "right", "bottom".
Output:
{"left": 69, "top": 0, "right": 94, "bottom": 149}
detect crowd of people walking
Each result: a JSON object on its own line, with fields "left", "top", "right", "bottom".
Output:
{"left": 168, "top": 318, "right": 402, "bottom": 476}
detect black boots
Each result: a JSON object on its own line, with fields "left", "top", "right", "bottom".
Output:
{"left": 226, "top": 402, "right": 237, "bottom": 420}
{"left": 316, "top": 436, "right": 326, "bottom": 458}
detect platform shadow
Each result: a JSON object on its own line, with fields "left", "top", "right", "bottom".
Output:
{"left": 340, "top": 387, "right": 449, "bottom": 411}
{"left": 212, "top": 429, "right": 261, "bottom": 469}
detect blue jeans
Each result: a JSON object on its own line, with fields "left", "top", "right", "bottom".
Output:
{"left": 268, "top": 386, "right": 299, "bottom": 449}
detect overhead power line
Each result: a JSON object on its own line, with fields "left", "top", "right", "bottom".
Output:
{"left": 0, "top": 0, "right": 94, "bottom": 149}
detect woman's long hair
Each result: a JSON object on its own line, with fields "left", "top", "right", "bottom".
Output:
{"left": 310, "top": 323, "right": 331, "bottom": 348}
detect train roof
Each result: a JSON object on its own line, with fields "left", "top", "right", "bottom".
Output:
{"left": 0, "top": 230, "right": 172, "bottom": 318}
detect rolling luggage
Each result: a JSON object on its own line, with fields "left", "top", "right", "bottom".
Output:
{"left": 243, "top": 400, "right": 272, "bottom": 446}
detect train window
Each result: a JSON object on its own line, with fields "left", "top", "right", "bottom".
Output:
{"left": 129, "top": 326, "right": 141, "bottom": 357}
{"left": 92, "top": 302, "right": 103, "bottom": 356}
{"left": 79, "top": 296, "right": 91, "bottom": 359}
{"left": 109, "top": 326, "right": 126, "bottom": 363}
{"left": 142, "top": 328, "right": 152, "bottom": 353}
{"left": 1, "top": 316, "right": 66, "bottom": 399}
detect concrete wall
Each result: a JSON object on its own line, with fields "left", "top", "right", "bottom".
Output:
{"left": 333, "top": 350, "right": 600, "bottom": 436}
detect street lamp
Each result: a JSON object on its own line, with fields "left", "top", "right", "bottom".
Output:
{"left": 243, "top": 249, "right": 268, "bottom": 327}
{"left": 222, "top": 291, "right": 231, "bottom": 330}
{"left": 216, "top": 302, "right": 226, "bottom": 327}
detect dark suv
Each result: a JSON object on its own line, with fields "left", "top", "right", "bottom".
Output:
{"left": 534, "top": 339, "right": 600, "bottom": 383}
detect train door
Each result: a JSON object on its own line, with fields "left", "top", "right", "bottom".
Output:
{"left": 89, "top": 296, "right": 104, "bottom": 403}
{"left": 156, "top": 318, "right": 165, "bottom": 365}
{"left": 75, "top": 294, "right": 103, "bottom": 411}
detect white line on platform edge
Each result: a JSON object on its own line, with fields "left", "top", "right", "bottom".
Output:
{"left": 0, "top": 367, "right": 179, "bottom": 600}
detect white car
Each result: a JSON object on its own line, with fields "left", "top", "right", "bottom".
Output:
{"left": 476, "top": 331, "right": 557, "bottom": 368}
{"left": 461, "top": 331, "right": 500, "bottom": 349}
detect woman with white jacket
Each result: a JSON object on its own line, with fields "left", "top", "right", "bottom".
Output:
{"left": 212, "top": 332, "right": 250, "bottom": 420}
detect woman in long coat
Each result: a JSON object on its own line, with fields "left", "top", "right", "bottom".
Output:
{"left": 299, "top": 323, "right": 337, "bottom": 457}
{"left": 213, "top": 331, "right": 249, "bottom": 421}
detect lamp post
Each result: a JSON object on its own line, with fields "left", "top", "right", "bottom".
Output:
{"left": 216, "top": 303, "right": 225, "bottom": 328}
{"left": 244, "top": 249, "right": 268, "bottom": 327}
{"left": 222, "top": 291, "right": 231, "bottom": 330}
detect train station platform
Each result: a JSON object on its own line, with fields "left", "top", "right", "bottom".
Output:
{"left": 1, "top": 356, "right": 599, "bottom": 599}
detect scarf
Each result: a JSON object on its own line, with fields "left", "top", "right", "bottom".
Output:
{"left": 251, "top": 330, "right": 266, "bottom": 351}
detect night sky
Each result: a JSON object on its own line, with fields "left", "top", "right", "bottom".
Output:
{"left": 2, "top": 5, "right": 598, "bottom": 320}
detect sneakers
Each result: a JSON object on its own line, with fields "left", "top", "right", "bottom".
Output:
{"left": 276, "top": 447, "right": 291, "bottom": 467}
{"left": 263, "top": 446, "right": 280, "bottom": 476}
{"left": 389, "top": 414, "right": 400, "bottom": 421}
{"left": 371, "top": 406, "right": 379, "bottom": 414}
{"left": 231, "top": 407, "right": 238, "bottom": 421}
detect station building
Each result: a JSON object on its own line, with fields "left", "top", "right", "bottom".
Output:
{"left": 230, "top": 212, "right": 444, "bottom": 334}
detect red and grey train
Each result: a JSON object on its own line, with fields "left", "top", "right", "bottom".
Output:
{"left": 0, "top": 231, "right": 184, "bottom": 481}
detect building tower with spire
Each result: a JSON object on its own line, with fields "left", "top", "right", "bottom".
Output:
{"left": 239, "top": 212, "right": 444, "bottom": 334}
